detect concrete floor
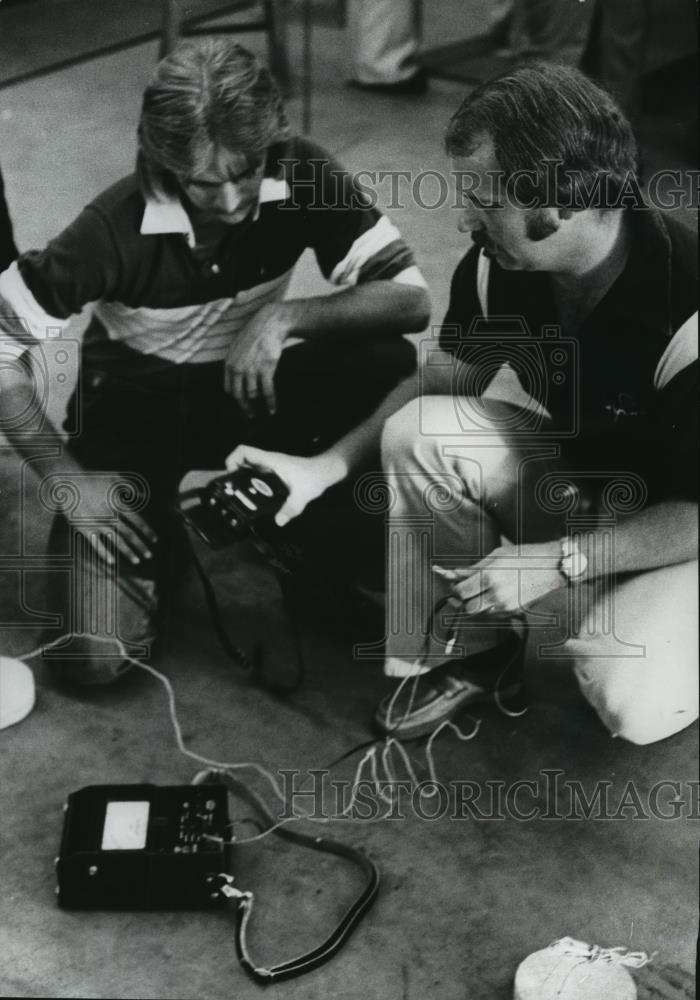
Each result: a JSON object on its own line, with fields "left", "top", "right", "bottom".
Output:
{"left": 0, "top": 4, "right": 697, "bottom": 999}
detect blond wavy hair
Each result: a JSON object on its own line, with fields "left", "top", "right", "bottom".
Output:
{"left": 137, "top": 38, "right": 290, "bottom": 200}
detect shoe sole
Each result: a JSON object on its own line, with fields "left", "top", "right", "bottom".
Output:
{"left": 375, "top": 682, "right": 525, "bottom": 740}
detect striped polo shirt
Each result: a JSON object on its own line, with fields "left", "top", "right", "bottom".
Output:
{"left": 0, "top": 136, "right": 425, "bottom": 364}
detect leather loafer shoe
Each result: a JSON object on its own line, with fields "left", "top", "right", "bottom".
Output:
{"left": 374, "top": 633, "right": 527, "bottom": 739}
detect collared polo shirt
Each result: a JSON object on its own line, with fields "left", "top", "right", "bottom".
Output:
{"left": 0, "top": 137, "right": 425, "bottom": 365}
{"left": 438, "top": 207, "right": 698, "bottom": 502}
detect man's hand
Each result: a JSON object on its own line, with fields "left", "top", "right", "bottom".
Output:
{"left": 225, "top": 444, "right": 346, "bottom": 526}
{"left": 434, "top": 542, "right": 566, "bottom": 616}
{"left": 54, "top": 472, "right": 157, "bottom": 568}
{"left": 0, "top": 364, "right": 157, "bottom": 567}
{"left": 224, "top": 302, "right": 296, "bottom": 417}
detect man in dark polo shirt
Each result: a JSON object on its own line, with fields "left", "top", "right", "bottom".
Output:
{"left": 228, "top": 63, "right": 698, "bottom": 746}
{"left": 0, "top": 40, "right": 429, "bottom": 684}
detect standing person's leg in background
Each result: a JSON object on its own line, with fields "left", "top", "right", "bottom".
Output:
{"left": 485, "top": 0, "right": 515, "bottom": 46}
{"left": 347, "top": 0, "right": 427, "bottom": 94}
{"left": 582, "top": 0, "right": 651, "bottom": 119}
{"left": 0, "top": 164, "right": 18, "bottom": 271}
{"left": 501, "top": 0, "right": 593, "bottom": 66}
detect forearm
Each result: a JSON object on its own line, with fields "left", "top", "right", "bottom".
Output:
{"left": 281, "top": 280, "right": 430, "bottom": 340}
{"left": 0, "top": 375, "right": 79, "bottom": 477}
{"left": 581, "top": 499, "right": 698, "bottom": 580}
{"left": 317, "top": 371, "right": 420, "bottom": 487}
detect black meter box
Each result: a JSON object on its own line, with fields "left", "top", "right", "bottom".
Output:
{"left": 56, "top": 784, "right": 231, "bottom": 910}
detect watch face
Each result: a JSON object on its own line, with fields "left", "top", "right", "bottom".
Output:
{"left": 563, "top": 552, "right": 587, "bottom": 580}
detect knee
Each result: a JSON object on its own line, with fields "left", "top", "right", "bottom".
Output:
{"left": 381, "top": 394, "right": 469, "bottom": 468}
{"left": 43, "top": 618, "right": 156, "bottom": 688}
{"left": 47, "top": 641, "right": 134, "bottom": 687}
{"left": 381, "top": 397, "right": 423, "bottom": 468}
{"left": 575, "top": 659, "right": 699, "bottom": 745}
{"left": 570, "top": 561, "right": 699, "bottom": 744}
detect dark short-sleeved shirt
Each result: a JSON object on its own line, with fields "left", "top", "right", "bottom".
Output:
{"left": 0, "top": 136, "right": 424, "bottom": 365}
{"left": 438, "top": 208, "right": 698, "bottom": 503}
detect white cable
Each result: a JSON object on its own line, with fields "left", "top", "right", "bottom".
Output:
{"left": 18, "top": 625, "right": 523, "bottom": 832}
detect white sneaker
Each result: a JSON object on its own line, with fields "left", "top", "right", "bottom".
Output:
{"left": 0, "top": 656, "right": 36, "bottom": 730}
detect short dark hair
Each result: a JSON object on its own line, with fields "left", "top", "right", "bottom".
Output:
{"left": 137, "top": 39, "right": 290, "bottom": 200}
{"left": 445, "top": 62, "right": 641, "bottom": 210}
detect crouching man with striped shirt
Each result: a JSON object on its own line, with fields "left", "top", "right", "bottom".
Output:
{"left": 0, "top": 40, "right": 429, "bottom": 684}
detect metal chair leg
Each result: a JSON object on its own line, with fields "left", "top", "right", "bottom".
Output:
{"left": 158, "top": 0, "right": 307, "bottom": 131}
{"left": 301, "top": 0, "right": 312, "bottom": 134}
{"left": 160, "top": 0, "right": 181, "bottom": 58}
{"left": 267, "top": 0, "right": 291, "bottom": 92}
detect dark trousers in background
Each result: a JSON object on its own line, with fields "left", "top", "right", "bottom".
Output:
{"left": 44, "top": 334, "right": 416, "bottom": 682}
{"left": 582, "top": 0, "right": 651, "bottom": 116}
{"left": 0, "top": 163, "right": 18, "bottom": 270}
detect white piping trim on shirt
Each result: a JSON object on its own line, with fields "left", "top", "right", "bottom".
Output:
{"left": 476, "top": 249, "right": 490, "bottom": 316}
{"left": 329, "top": 215, "right": 404, "bottom": 287}
{"left": 391, "top": 264, "right": 428, "bottom": 289}
{"left": 654, "top": 311, "right": 698, "bottom": 390}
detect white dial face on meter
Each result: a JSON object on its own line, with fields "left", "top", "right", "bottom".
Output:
{"left": 101, "top": 801, "right": 150, "bottom": 850}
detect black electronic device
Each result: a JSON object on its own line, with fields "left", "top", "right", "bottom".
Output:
{"left": 56, "top": 784, "right": 231, "bottom": 910}
{"left": 176, "top": 468, "right": 290, "bottom": 549}
{"left": 56, "top": 778, "right": 380, "bottom": 985}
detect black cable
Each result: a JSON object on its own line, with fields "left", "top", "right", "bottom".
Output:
{"left": 197, "top": 600, "right": 522, "bottom": 982}
{"left": 204, "top": 770, "right": 379, "bottom": 985}
{"left": 246, "top": 527, "right": 306, "bottom": 696}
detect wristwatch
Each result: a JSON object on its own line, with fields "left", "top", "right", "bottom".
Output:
{"left": 559, "top": 536, "right": 588, "bottom": 583}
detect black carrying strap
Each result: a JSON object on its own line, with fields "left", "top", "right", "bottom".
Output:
{"left": 186, "top": 539, "right": 255, "bottom": 676}
{"left": 183, "top": 529, "right": 305, "bottom": 695}
{"left": 205, "top": 771, "right": 379, "bottom": 985}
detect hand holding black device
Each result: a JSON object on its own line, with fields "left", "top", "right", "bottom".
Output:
{"left": 176, "top": 467, "right": 290, "bottom": 549}
{"left": 175, "top": 465, "right": 302, "bottom": 694}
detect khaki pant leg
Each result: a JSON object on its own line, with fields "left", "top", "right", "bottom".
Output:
{"left": 566, "top": 560, "right": 699, "bottom": 745}
{"left": 379, "top": 395, "right": 564, "bottom": 676}
{"left": 347, "top": 0, "right": 421, "bottom": 84}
